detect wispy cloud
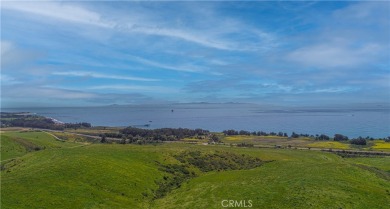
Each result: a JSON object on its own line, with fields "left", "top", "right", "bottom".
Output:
{"left": 88, "top": 85, "right": 180, "bottom": 93}
{"left": 2, "top": 85, "right": 96, "bottom": 100}
{"left": 286, "top": 1, "right": 389, "bottom": 69}
{"left": 1, "top": 1, "right": 112, "bottom": 28}
{"left": 1, "top": 1, "right": 275, "bottom": 52}
{"left": 1, "top": 85, "right": 168, "bottom": 107}
{"left": 1, "top": 41, "right": 41, "bottom": 70}
{"left": 128, "top": 25, "right": 234, "bottom": 51}
{"left": 0, "top": 74, "right": 21, "bottom": 85}
{"left": 287, "top": 43, "right": 383, "bottom": 68}
{"left": 128, "top": 55, "right": 203, "bottom": 73}
{"left": 52, "top": 71, "right": 159, "bottom": 82}
{"left": 1, "top": 1, "right": 389, "bottom": 107}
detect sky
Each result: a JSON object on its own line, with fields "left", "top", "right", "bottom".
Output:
{"left": 1, "top": 0, "right": 389, "bottom": 108}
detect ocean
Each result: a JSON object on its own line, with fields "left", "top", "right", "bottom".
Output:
{"left": 2, "top": 103, "right": 390, "bottom": 138}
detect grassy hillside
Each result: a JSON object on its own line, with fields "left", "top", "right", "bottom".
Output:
{"left": 1, "top": 131, "right": 389, "bottom": 209}
{"left": 2, "top": 131, "right": 79, "bottom": 149}
{"left": 155, "top": 149, "right": 390, "bottom": 209}
{"left": 1, "top": 134, "right": 27, "bottom": 161}
{"left": 1, "top": 137, "right": 164, "bottom": 208}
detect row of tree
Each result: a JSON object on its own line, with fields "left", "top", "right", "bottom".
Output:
{"left": 223, "top": 129, "right": 289, "bottom": 137}
{"left": 119, "top": 127, "right": 209, "bottom": 140}
{"left": 222, "top": 129, "right": 390, "bottom": 144}
{"left": 99, "top": 127, "right": 211, "bottom": 143}
{"left": 64, "top": 122, "right": 92, "bottom": 129}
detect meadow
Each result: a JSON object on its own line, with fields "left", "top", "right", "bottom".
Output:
{"left": 1, "top": 130, "right": 389, "bottom": 209}
{"left": 221, "top": 134, "right": 390, "bottom": 151}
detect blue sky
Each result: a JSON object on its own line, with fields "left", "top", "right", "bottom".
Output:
{"left": 1, "top": 1, "right": 389, "bottom": 107}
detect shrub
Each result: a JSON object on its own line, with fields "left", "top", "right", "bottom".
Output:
{"left": 350, "top": 138, "right": 367, "bottom": 145}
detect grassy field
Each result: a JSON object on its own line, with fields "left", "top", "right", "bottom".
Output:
{"left": 1, "top": 130, "right": 389, "bottom": 208}
{"left": 2, "top": 131, "right": 79, "bottom": 149}
{"left": 306, "top": 141, "right": 350, "bottom": 149}
{"left": 223, "top": 135, "right": 299, "bottom": 147}
{"left": 221, "top": 135, "right": 390, "bottom": 152}
{"left": 1, "top": 134, "right": 27, "bottom": 161}
{"left": 66, "top": 127, "right": 123, "bottom": 135}
{"left": 372, "top": 140, "right": 390, "bottom": 150}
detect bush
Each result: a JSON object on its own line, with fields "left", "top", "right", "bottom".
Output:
{"left": 316, "top": 134, "right": 330, "bottom": 140}
{"left": 350, "top": 138, "right": 367, "bottom": 145}
{"left": 334, "top": 134, "right": 348, "bottom": 141}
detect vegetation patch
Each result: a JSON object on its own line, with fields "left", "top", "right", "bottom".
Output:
{"left": 372, "top": 140, "right": 390, "bottom": 150}
{"left": 354, "top": 164, "right": 390, "bottom": 181}
{"left": 153, "top": 150, "right": 265, "bottom": 199}
{"left": 50, "top": 132, "right": 97, "bottom": 143}
{"left": 10, "top": 137, "right": 43, "bottom": 152}
{"left": 332, "top": 150, "right": 390, "bottom": 158}
{"left": 175, "top": 150, "right": 264, "bottom": 172}
{"left": 1, "top": 135, "right": 28, "bottom": 161}
{"left": 154, "top": 163, "right": 196, "bottom": 199}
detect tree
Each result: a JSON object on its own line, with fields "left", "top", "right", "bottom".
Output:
{"left": 291, "top": 132, "right": 299, "bottom": 138}
{"left": 317, "top": 134, "right": 330, "bottom": 140}
{"left": 334, "top": 134, "right": 348, "bottom": 141}
{"left": 350, "top": 138, "right": 366, "bottom": 145}
{"left": 239, "top": 130, "right": 250, "bottom": 135}
{"left": 100, "top": 134, "right": 107, "bottom": 143}
{"left": 210, "top": 134, "right": 220, "bottom": 143}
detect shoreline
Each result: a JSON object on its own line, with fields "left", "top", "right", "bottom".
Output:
{"left": 1, "top": 111, "right": 389, "bottom": 139}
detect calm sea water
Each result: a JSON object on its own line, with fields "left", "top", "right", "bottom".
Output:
{"left": 2, "top": 104, "right": 390, "bottom": 138}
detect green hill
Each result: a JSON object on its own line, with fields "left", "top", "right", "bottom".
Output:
{"left": 1, "top": 130, "right": 389, "bottom": 208}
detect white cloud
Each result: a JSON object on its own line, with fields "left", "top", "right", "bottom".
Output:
{"left": 333, "top": 1, "right": 390, "bottom": 24}
{"left": 1, "top": 41, "right": 41, "bottom": 70}
{"left": 0, "top": 74, "right": 21, "bottom": 85}
{"left": 1, "top": 1, "right": 275, "bottom": 51}
{"left": 310, "top": 87, "right": 355, "bottom": 93}
{"left": 286, "top": 2, "right": 389, "bottom": 69}
{"left": 1, "top": 1, "right": 113, "bottom": 28}
{"left": 2, "top": 1, "right": 220, "bottom": 50}
{"left": 1, "top": 41, "right": 13, "bottom": 56}
{"left": 52, "top": 71, "right": 159, "bottom": 82}
{"left": 287, "top": 42, "right": 384, "bottom": 68}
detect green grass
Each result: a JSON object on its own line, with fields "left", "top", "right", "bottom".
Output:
{"left": 1, "top": 130, "right": 76, "bottom": 162}
{"left": 1, "top": 144, "right": 165, "bottom": 209}
{"left": 50, "top": 131, "right": 97, "bottom": 143}
{"left": 154, "top": 148, "right": 390, "bottom": 209}
{"left": 3, "top": 131, "right": 79, "bottom": 149}
{"left": 345, "top": 157, "right": 390, "bottom": 172}
{"left": 221, "top": 135, "right": 316, "bottom": 148}
{"left": 1, "top": 131, "right": 389, "bottom": 209}
{"left": 1, "top": 135, "right": 27, "bottom": 161}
